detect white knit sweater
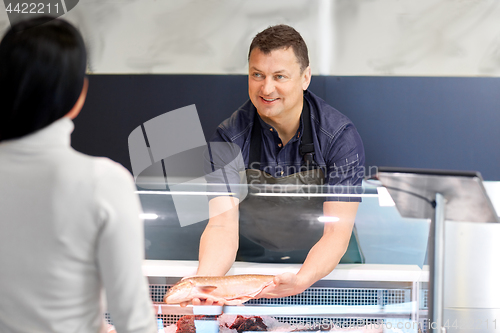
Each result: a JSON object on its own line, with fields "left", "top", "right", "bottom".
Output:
{"left": 0, "top": 117, "right": 157, "bottom": 333}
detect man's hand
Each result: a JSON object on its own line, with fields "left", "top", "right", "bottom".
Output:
{"left": 254, "top": 272, "right": 307, "bottom": 299}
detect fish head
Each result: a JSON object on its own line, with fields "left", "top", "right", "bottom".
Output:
{"left": 164, "top": 279, "right": 195, "bottom": 304}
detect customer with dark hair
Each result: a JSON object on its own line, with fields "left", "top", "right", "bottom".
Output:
{"left": 0, "top": 17, "right": 157, "bottom": 333}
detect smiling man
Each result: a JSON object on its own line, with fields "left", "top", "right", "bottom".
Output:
{"left": 194, "top": 25, "right": 365, "bottom": 304}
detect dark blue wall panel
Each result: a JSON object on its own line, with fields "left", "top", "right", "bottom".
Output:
{"left": 72, "top": 75, "right": 500, "bottom": 180}
{"left": 324, "top": 77, "right": 500, "bottom": 180}
{"left": 73, "top": 75, "right": 248, "bottom": 171}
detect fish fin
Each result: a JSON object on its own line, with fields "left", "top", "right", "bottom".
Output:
{"left": 197, "top": 285, "right": 217, "bottom": 293}
{"left": 225, "top": 298, "right": 248, "bottom": 305}
{"left": 244, "top": 290, "right": 261, "bottom": 298}
{"left": 246, "top": 284, "right": 271, "bottom": 298}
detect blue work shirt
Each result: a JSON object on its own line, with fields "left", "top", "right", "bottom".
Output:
{"left": 205, "top": 90, "right": 365, "bottom": 201}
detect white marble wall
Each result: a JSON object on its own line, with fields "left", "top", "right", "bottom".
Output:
{"left": 1, "top": 0, "right": 500, "bottom": 76}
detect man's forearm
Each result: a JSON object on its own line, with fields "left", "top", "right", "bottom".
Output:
{"left": 254, "top": 211, "right": 356, "bottom": 300}
{"left": 197, "top": 222, "right": 238, "bottom": 275}
{"left": 297, "top": 226, "right": 352, "bottom": 289}
{"left": 296, "top": 202, "right": 359, "bottom": 289}
{"left": 197, "top": 196, "right": 239, "bottom": 276}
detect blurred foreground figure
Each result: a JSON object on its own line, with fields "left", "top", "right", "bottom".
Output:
{"left": 0, "top": 17, "right": 156, "bottom": 333}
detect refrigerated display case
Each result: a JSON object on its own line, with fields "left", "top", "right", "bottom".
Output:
{"left": 103, "top": 178, "right": 499, "bottom": 333}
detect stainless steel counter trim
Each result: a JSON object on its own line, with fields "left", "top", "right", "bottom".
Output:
{"left": 154, "top": 303, "right": 416, "bottom": 317}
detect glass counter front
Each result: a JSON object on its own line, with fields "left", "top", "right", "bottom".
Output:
{"left": 126, "top": 180, "right": 437, "bottom": 333}
{"left": 102, "top": 177, "right": 500, "bottom": 332}
{"left": 139, "top": 181, "right": 431, "bottom": 267}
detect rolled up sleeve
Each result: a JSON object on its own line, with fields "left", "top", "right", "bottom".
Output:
{"left": 325, "top": 125, "right": 365, "bottom": 202}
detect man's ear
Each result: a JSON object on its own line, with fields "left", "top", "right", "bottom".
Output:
{"left": 302, "top": 66, "right": 311, "bottom": 91}
{"left": 65, "top": 77, "right": 88, "bottom": 120}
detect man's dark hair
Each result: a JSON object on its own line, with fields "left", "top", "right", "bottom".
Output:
{"left": 248, "top": 24, "right": 309, "bottom": 73}
{"left": 0, "top": 17, "right": 87, "bottom": 141}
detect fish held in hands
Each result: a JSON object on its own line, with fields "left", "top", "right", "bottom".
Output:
{"left": 164, "top": 274, "right": 275, "bottom": 305}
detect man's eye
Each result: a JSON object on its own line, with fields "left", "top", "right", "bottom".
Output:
{"left": 276, "top": 75, "right": 285, "bottom": 80}
{"left": 253, "top": 73, "right": 263, "bottom": 78}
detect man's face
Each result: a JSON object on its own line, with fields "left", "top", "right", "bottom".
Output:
{"left": 248, "top": 47, "right": 311, "bottom": 124}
